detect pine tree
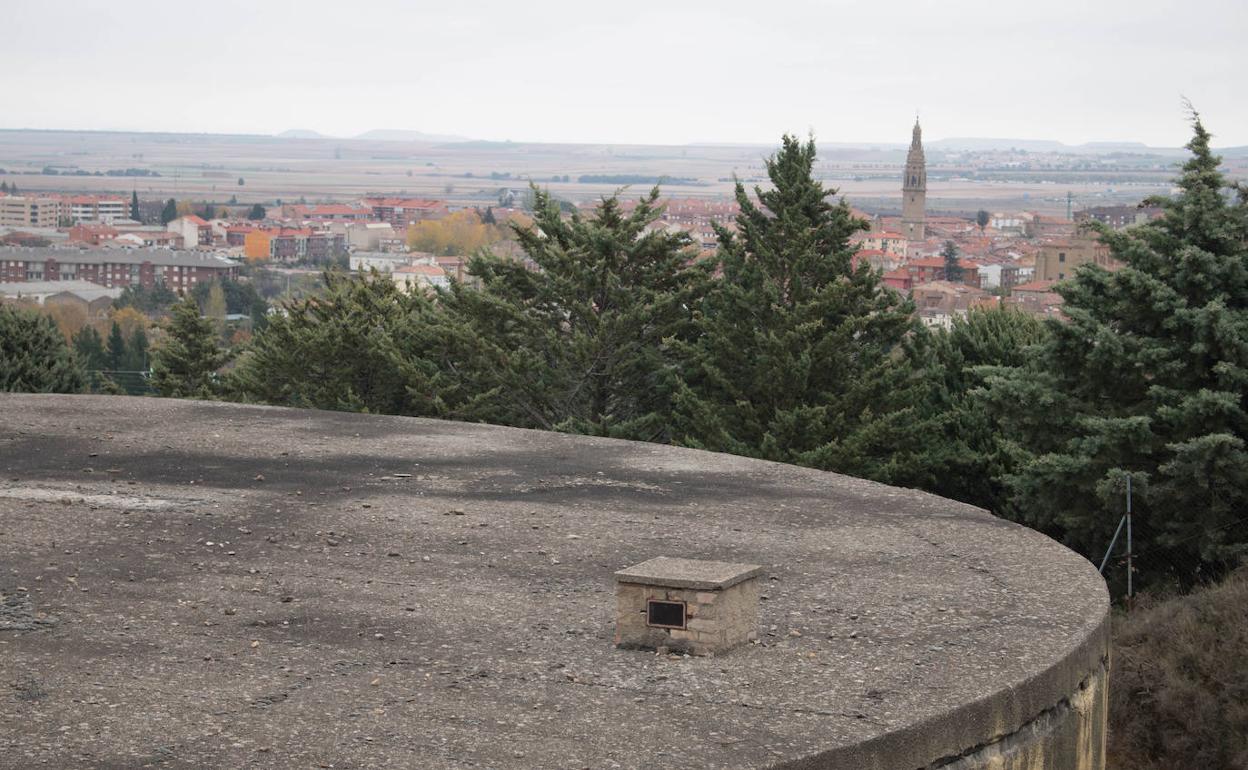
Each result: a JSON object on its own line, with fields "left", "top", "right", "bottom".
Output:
{"left": 0, "top": 306, "right": 85, "bottom": 393}
{"left": 941, "top": 240, "right": 965, "bottom": 283}
{"left": 130, "top": 190, "right": 140, "bottom": 221}
{"left": 105, "top": 322, "right": 127, "bottom": 371}
{"left": 160, "top": 198, "right": 178, "bottom": 225}
{"left": 981, "top": 115, "right": 1248, "bottom": 588}
{"left": 150, "top": 297, "right": 230, "bottom": 399}
{"left": 671, "top": 135, "right": 917, "bottom": 471}
{"left": 443, "top": 187, "right": 703, "bottom": 439}
{"left": 247, "top": 204, "right": 266, "bottom": 221}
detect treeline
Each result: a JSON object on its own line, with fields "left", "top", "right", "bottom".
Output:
{"left": 577, "top": 174, "right": 700, "bottom": 186}
{"left": 5, "top": 120, "right": 1246, "bottom": 595}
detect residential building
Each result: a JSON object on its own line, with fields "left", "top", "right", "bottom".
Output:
{"left": 281, "top": 204, "right": 374, "bottom": 222}
{"left": 882, "top": 268, "right": 914, "bottom": 292}
{"left": 903, "top": 256, "right": 980, "bottom": 287}
{"left": 167, "top": 215, "right": 213, "bottom": 247}
{"left": 0, "top": 196, "right": 61, "bottom": 228}
{"left": 0, "top": 247, "right": 238, "bottom": 291}
{"left": 911, "top": 280, "right": 994, "bottom": 330}
{"left": 64, "top": 195, "right": 127, "bottom": 224}
{"left": 1075, "top": 205, "right": 1164, "bottom": 230}
{"left": 853, "top": 230, "right": 908, "bottom": 257}
{"left": 244, "top": 228, "right": 344, "bottom": 263}
{"left": 392, "top": 263, "right": 449, "bottom": 292}
{"left": 363, "top": 198, "right": 447, "bottom": 227}
{"left": 350, "top": 251, "right": 416, "bottom": 273}
{"left": 977, "top": 261, "right": 1022, "bottom": 291}
{"left": 1034, "top": 237, "right": 1117, "bottom": 282}
{"left": 1007, "top": 279, "right": 1064, "bottom": 319}
{"left": 346, "top": 222, "right": 400, "bottom": 252}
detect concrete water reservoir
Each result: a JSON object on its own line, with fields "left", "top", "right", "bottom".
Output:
{"left": 0, "top": 395, "right": 1108, "bottom": 768}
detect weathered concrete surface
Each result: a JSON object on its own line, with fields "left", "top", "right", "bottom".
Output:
{"left": 0, "top": 395, "right": 1109, "bottom": 769}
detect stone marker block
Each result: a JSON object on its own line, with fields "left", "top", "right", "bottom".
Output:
{"left": 614, "top": 557, "right": 762, "bottom": 656}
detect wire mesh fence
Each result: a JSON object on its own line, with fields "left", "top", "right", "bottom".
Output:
{"left": 86, "top": 370, "right": 154, "bottom": 396}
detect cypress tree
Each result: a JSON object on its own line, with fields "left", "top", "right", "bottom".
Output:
{"left": 897, "top": 307, "right": 1049, "bottom": 510}
{"left": 941, "top": 240, "right": 965, "bottom": 283}
{"left": 671, "top": 135, "right": 916, "bottom": 472}
{"left": 982, "top": 115, "right": 1248, "bottom": 588}
{"left": 126, "top": 328, "right": 149, "bottom": 372}
{"left": 130, "top": 190, "right": 140, "bottom": 221}
{"left": 230, "top": 271, "right": 463, "bottom": 415}
{"left": 160, "top": 198, "right": 178, "bottom": 225}
{"left": 443, "top": 187, "right": 703, "bottom": 439}
{"left": 105, "top": 322, "right": 127, "bottom": 371}
{"left": 150, "top": 297, "right": 229, "bottom": 399}
{"left": 72, "top": 326, "right": 107, "bottom": 371}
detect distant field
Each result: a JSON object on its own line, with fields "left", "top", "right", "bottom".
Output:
{"left": 0, "top": 130, "right": 1181, "bottom": 216}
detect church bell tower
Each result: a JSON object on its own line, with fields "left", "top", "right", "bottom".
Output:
{"left": 901, "top": 118, "right": 927, "bottom": 241}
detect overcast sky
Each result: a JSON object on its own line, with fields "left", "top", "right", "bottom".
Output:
{"left": 4, "top": 0, "right": 1245, "bottom": 147}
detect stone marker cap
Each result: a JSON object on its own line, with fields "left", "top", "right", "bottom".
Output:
{"left": 614, "top": 556, "right": 763, "bottom": 591}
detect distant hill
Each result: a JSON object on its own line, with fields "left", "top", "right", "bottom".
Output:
{"left": 276, "top": 129, "right": 328, "bottom": 139}
{"left": 354, "top": 128, "right": 469, "bottom": 143}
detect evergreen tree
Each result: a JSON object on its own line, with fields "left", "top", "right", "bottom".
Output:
{"left": 130, "top": 190, "right": 140, "bottom": 221}
{"left": 443, "top": 187, "right": 703, "bottom": 439}
{"left": 247, "top": 204, "right": 266, "bottom": 221}
{"left": 671, "top": 135, "right": 917, "bottom": 472}
{"left": 1, "top": 181, "right": 8, "bottom": 193}
{"left": 896, "top": 307, "right": 1049, "bottom": 510}
{"left": 105, "top": 322, "right": 127, "bottom": 371}
{"left": 482, "top": 206, "right": 496, "bottom": 225}
{"left": 72, "top": 326, "right": 106, "bottom": 370}
{"left": 160, "top": 198, "right": 178, "bottom": 225}
{"left": 0, "top": 306, "right": 85, "bottom": 393}
{"left": 150, "top": 297, "right": 230, "bottom": 399}
{"left": 230, "top": 271, "right": 464, "bottom": 415}
{"left": 114, "top": 283, "right": 179, "bottom": 314}
{"left": 126, "top": 328, "right": 149, "bottom": 372}
{"left": 981, "top": 115, "right": 1248, "bottom": 588}
{"left": 976, "top": 209, "right": 990, "bottom": 233}
{"left": 941, "top": 240, "right": 965, "bottom": 283}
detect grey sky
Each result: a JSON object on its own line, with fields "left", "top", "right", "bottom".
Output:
{"left": 4, "top": 0, "right": 1246, "bottom": 147}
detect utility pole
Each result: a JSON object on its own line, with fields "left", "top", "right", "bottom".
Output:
{"left": 1126, "top": 475, "right": 1133, "bottom": 605}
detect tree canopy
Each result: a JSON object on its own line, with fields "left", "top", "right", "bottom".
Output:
{"left": 981, "top": 115, "right": 1248, "bottom": 588}
{"left": 0, "top": 306, "right": 85, "bottom": 393}
{"left": 671, "top": 135, "right": 917, "bottom": 474}
{"left": 150, "top": 297, "right": 230, "bottom": 399}
{"left": 442, "top": 187, "right": 703, "bottom": 439}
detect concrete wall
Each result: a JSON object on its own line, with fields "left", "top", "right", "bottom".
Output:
{"left": 776, "top": 612, "right": 1110, "bottom": 770}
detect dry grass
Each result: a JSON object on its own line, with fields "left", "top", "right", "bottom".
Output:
{"left": 1108, "top": 568, "right": 1248, "bottom": 769}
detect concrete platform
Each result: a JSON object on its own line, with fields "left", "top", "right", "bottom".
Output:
{"left": 0, "top": 395, "right": 1109, "bottom": 769}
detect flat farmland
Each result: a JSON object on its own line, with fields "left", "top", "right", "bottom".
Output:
{"left": 0, "top": 129, "right": 1181, "bottom": 216}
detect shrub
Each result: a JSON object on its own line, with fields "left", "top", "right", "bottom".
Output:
{"left": 1108, "top": 568, "right": 1248, "bottom": 768}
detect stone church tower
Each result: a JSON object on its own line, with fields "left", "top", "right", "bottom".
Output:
{"left": 901, "top": 118, "right": 927, "bottom": 241}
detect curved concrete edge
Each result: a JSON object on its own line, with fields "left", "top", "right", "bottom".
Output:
{"left": 772, "top": 601, "right": 1110, "bottom": 770}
